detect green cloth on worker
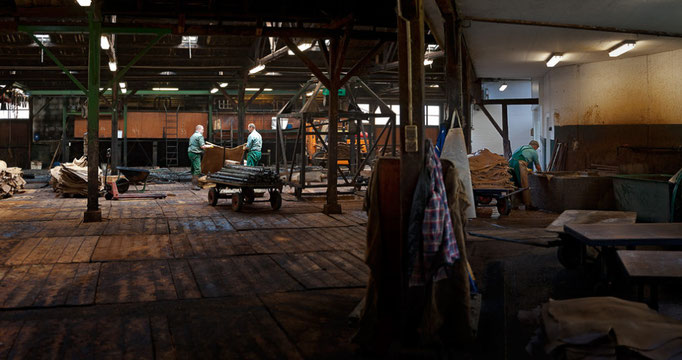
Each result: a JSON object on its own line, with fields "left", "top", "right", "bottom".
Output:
{"left": 188, "top": 132, "right": 205, "bottom": 154}
{"left": 246, "top": 151, "right": 261, "bottom": 166}
{"left": 246, "top": 130, "right": 262, "bottom": 152}
{"left": 188, "top": 152, "right": 202, "bottom": 175}
{"left": 509, "top": 145, "right": 539, "bottom": 186}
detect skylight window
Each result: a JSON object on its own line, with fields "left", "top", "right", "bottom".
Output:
{"left": 427, "top": 44, "right": 439, "bottom": 51}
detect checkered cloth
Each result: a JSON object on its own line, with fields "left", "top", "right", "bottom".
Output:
{"left": 409, "top": 145, "right": 460, "bottom": 287}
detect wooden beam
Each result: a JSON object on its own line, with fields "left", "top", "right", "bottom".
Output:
{"left": 282, "top": 37, "right": 331, "bottom": 89}
{"left": 300, "top": 82, "right": 322, "bottom": 113}
{"left": 481, "top": 98, "right": 539, "bottom": 105}
{"left": 477, "top": 103, "right": 503, "bottom": 136}
{"left": 339, "top": 40, "right": 386, "bottom": 86}
{"left": 502, "top": 104, "right": 512, "bottom": 158}
{"left": 216, "top": 84, "right": 238, "bottom": 109}
{"left": 245, "top": 85, "right": 268, "bottom": 108}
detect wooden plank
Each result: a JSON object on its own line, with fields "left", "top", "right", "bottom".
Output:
{"left": 32, "top": 263, "right": 79, "bottom": 307}
{"left": 545, "top": 210, "right": 637, "bottom": 233}
{"left": 618, "top": 250, "right": 682, "bottom": 279}
{"left": 322, "top": 250, "right": 369, "bottom": 284}
{"left": 5, "top": 237, "right": 42, "bottom": 265}
{"left": 71, "top": 236, "right": 99, "bottom": 263}
{"left": 122, "top": 316, "right": 154, "bottom": 359}
{"left": 270, "top": 253, "right": 347, "bottom": 289}
{"left": 168, "top": 259, "right": 201, "bottom": 299}
{"left": 3, "top": 264, "right": 53, "bottom": 308}
{"left": 65, "top": 262, "right": 100, "bottom": 305}
{"left": 169, "top": 233, "right": 194, "bottom": 258}
{"left": 38, "top": 237, "right": 72, "bottom": 264}
{"left": 91, "top": 235, "right": 173, "bottom": 261}
{"left": 0, "top": 265, "right": 31, "bottom": 306}
{"left": 150, "top": 315, "right": 176, "bottom": 359}
{"left": 0, "top": 320, "right": 22, "bottom": 358}
{"left": 96, "top": 262, "right": 131, "bottom": 303}
{"left": 565, "top": 223, "right": 682, "bottom": 246}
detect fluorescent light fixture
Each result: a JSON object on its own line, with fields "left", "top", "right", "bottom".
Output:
{"left": 499, "top": 82, "right": 508, "bottom": 91}
{"left": 35, "top": 34, "right": 50, "bottom": 44}
{"left": 249, "top": 64, "right": 265, "bottom": 74}
{"left": 245, "top": 88, "right": 272, "bottom": 91}
{"left": 108, "top": 61, "right": 117, "bottom": 72}
{"left": 121, "top": 88, "right": 127, "bottom": 94}
{"left": 219, "top": 82, "right": 228, "bottom": 88}
{"left": 609, "top": 40, "right": 636, "bottom": 57}
{"left": 210, "top": 88, "right": 219, "bottom": 94}
{"left": 118, "top": 82, "right": 126, "bottom": 89}
{"left": 423, "top": 58, "right": 433, "bottom": 66}
{"left": 100, "top": 35, "right": 110, "bottom": 50}
{"left": 428, "top": 84, "right": 439, "bottom": 88}
{"left": 76, "top": 0, "right": 91, "bottom": 6}
{"left": 546, "top": 53, "right": 563, "bottom": 67}
{"left": 152, "top": 87, "right": 179, "bottom": 91}
{"left": 306, "top": 91, "right": 314, "bottom": 96}
{"left": 265, "top": 72, "right": 282, "bottom": 76}
{"left": 160, "top": 71, "right": 176, "bottom": 76}
{"left": 288, "top": 42, "right": 313, "bottom": 55}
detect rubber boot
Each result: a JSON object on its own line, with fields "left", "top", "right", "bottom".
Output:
{"left": 191, "top": 175, "right": 201, "bottom": 190}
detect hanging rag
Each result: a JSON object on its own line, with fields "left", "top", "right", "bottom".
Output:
{"left": 408, "top": 139, "right": 460, "bottom": 287}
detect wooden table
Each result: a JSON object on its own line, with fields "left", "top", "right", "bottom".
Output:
{"left": 564, "top": 223, "right": 682, "bottom": 247}
{"left": 617, "top": 250, "right": 682, "bottom": 309}
{"left": 545, "top": 210, "right": 636, "bottom": 233}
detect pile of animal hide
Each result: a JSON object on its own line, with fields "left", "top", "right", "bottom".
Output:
{"left": 49, "top": 157, "right": 103, "bottom": 196}
{"left": 0, "top": 160, "right": 26, "bottom": 198}
{"left": 468, "top": 149, "right": 514, "bottom": 189}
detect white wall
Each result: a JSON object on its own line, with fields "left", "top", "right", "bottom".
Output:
{"left": 540, "top": 47, "right": 682, "bottom": 126}
{"left": 471, "top": 81, "right": 536, "bottom": 158}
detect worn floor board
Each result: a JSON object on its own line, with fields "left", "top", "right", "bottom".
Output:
{"left": 97, "top": 260, "right": 176, "bottom": 304}
{"left": 271, "top": 252, "right": 365, "bottom": 289}
{"left": 92, "top": 235, "right": 173, "bottom": 261}
{"left": 103, "top": 218, "right": 169, "bottom": 236}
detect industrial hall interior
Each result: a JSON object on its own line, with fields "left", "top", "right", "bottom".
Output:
{"left": 1, "top": 0, "right": 682, "bottom": 358}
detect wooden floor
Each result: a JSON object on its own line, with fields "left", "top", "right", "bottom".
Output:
{"left": 0, "top": 184, "right": 369, "bottom": 359}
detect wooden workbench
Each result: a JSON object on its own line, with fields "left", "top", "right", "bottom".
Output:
{"left": 617, "top": 250, "right": 682, "bottom": 309}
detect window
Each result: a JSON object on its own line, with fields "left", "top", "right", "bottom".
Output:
{"left": 0, "top": 101, "right": 30, "bottom": 119}
{"left": 358, "top": 103, "right": 370, "bottom": 113}
{"left": 426, "top": 105, "right": 440, "bottom": 126}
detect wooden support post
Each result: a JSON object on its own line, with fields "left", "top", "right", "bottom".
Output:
{"left": 444, "top": 10, "right": 462, "bottom": 129}
{"left": 324, "top": 37, "right": 342, "bottom": 214}
{"left": 398, "top": 0, "right": 425, "bottom": 338}
{"left": 502, "top": 104, "right": 511, "bottom": 158}
{"left": 237, "top": 82, "right": 246, "bottom": 145}
{"left": 123, "top": 101, "right": 128, "bottom": 166}
{"left": 61, "top": 99, "right": 68, "bottom": 163}
{"left": 84, "top": 2, "right": 102, "bottom": 223}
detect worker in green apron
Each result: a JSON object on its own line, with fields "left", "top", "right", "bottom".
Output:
{"left": 188, "top": 125, "right": 210, "bottom": 190}
{"left": 509, "top": 140, "right": 542, "bottom": 207}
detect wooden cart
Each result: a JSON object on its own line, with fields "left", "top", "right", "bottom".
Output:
{"left": 206, "top": 178, "right": 283, "bottom": 212}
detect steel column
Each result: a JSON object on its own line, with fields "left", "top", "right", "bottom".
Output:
{"left": 84, "top": 4, "right": 102, "bottom": 223}
{"left": 111, "top": 78, "right": 119, "bottom": 174}
{"left": 61, "top": 99, "right": 68, "bottom": 162}
{"left": 324, "top": 37, "right": 341, "bottom": 214}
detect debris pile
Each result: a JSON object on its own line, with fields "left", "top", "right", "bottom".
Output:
{"left": 0, "top": 160, "right": 26, "bottom": 198}
{"left": 207, "top": 165, "right": 281, "bottom": 185}
{"left": 468, "top": 149, "right": 514, "bottom": 189}
{"left": 49, "top": 157, "right": 103, "bottom": 196}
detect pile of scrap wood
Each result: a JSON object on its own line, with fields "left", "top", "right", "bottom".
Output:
{"left": 468, "top": 149, "right": 514, "bottom": 189}
{"left": 0, "top": 160, "right": 26, "bottom": 198}
{"left": 49, "top": 156, "right": 103, "bottom": 196}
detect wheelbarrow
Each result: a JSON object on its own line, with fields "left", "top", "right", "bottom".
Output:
{"left": 103, "top": 148, "right": 166, "bottom": 200}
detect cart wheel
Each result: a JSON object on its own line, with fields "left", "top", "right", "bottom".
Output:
{"left": 231, "top": 193, "right": 244, "bottom": 212}
{"left": 497, "top": 197, "right": 512, "bottom": 215}
{"left": 105, "top": 192, "right": 113, "bottom": 201}
{"left": 270, "top": 190, "right": 282, "bottom": 210}
{"left": 208, "top": 187, "right": 219, "bottom": 206}
{"left": 116, "top": 178, "right": 130, "bottom": 194}
{"left": 243, "top": 188, "right": 255, "bottom": 204}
